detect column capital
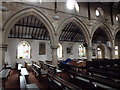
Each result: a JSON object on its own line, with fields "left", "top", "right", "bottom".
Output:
{"left": 50, "top": 46, "right": 58, "bottom": 49}
{"left": 87, "top": 46, "right": 92, "bottom": 50}
{"left": 0, "top": 44, "right": 7, "bottom": 48}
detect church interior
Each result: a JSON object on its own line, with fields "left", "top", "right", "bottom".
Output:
{"left": 0, "top": 0, "right": 120, "bottom": 90}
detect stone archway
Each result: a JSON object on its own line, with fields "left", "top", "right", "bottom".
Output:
{"left": 91, "top": 23, "right": 114, "bottom": 59}
{"left": 2, "top": 8, "right": 58, "bottom": 66}
{"left": 97, "top": 44, "right": 105, "bottom": 59}
{"left": 3, "top": 8, "right": 56, "bottom": 46}
{"left": 91, "top": 23, "right": 113, "bottom": 46}
{"left": 114, "top": 27, "right": 120, "bottom": 59}
{"left": 56, "top": 16, "right": 92, "bottom": 61}
{"left": 56, "top": 16, "right": 90, "bottom": 45}
{"left": 115, "top": 27, "right": 120, "bottom": 39}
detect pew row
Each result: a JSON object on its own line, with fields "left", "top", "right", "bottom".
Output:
{"left": 67, "top": 70, "right": 120, "bottom": 90}
{"left": 47, "top": 73, "right": 80, "bottom": 90}
{"left": 20, "top": 75, "right": 39, "bottom": 90}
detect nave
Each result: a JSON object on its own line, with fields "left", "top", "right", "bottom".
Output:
{"left": 1, "top": 58, "right": 120, "bottom": 90}
{"left": 1, "top": 1, "right": 120, "bottom": 90}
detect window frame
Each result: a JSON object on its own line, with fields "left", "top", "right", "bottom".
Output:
{"left": 17, "top": 41, "right": 31, "bottom": 59}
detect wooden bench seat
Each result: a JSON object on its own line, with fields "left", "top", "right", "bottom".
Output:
{"left": 68, "top": 70, "right": 120, "bottom": 89}
{"left": 5, "top": 65, "right": 11, "bottom": 69}
{"left": 44, "top": 63, "right": 62, "bottom": 77}
{"left": 92, "top": 82, "right": 117, "bottom": 90}
{"left": 70, "top": 76, "right": 95, "bottom": 89}
{"left": 0, "top": 69, "right": 10, "bottom": 88}
{"left": 47, "top": 73, "right": 80, "bottom": 90}
{"left": 20, "top": 75, "right": 39, "bottom": 90}
{"left": 87, "top": 68, "right": 120, "bottom": 80}
{"left": 0, "top": 69, "right": 10, "bottom": 79}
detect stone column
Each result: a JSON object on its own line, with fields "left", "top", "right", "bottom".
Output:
{"left": 51, "top": 46, "right": 58, "bottom": 66}
{"left": 111, "top": 40, "right": 115, "bottom": 59}
{"left": 86, "top": 46, "right": 92, "bottom": 61}
{"left": 110, "top": 47, "right": 115, "bottom": 59}
{"left": 0, "top": 44, "right": 7, "bottom": 66}
{"left": 86, "top": 37, "right": 92, "bottom": 61}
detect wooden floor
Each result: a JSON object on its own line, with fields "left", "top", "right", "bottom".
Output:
{"left": 5, "top": 69, "right": 47, "bottom": 89}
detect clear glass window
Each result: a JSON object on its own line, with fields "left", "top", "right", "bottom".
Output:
{"left": 57, "top": 43, "right": 62, "bottom": 58}
{"left": 97, "top": 48, "right": 102, "bottom": 59}
{"left": 115, "top": 46, "right": 118, "bottom": 56}
{"left": 66, "top": 0, "right": 79, "bottom": 12}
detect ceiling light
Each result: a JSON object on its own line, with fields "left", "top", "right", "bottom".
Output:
{"left": 53, "top": 15, "right": 60, "bottom": 20}
{"left": 0, "top": 6, "right": 9, "bottom": 12}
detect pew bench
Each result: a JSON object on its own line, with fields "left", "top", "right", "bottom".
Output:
{"left": 32, "top": 63, "right": 47, "bottom": 81}
{"left": 87, "top": 68, "right": 120, "bottom": 80}
{"left": 68, "top": 70, "right": 120, "bottom": 90}
{"left": 0, "top": 69, "right": 10, "bottom": 88}
{"left": 20, "top": 75, "right": 39, "bottom": 90}
{"left": 44, "top": 63, "right": 62, "bottom": 77}
{"left": 70, "top": 75, "right": 95, "bottom": 90}
{"left": 47, "top": 73, "right": 80, "bottom": 90}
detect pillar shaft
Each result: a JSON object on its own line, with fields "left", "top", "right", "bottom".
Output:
{"left": 111, "top": 40, "right": 115, "bottom": 59}
{"left": 86, "top": 46, "right": 92, "bottom": 61}
{"left": 51, "top": 46, "right": 58, "bottom": 66}
{"left": 0, "top": 44, "right": 7, "bottom": 66}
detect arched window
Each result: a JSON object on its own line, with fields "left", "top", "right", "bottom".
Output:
{"left": 97, "top": 47, "right": 102, "bottom": 59}
{"left": 57, "top": 43, "right": 62, "bottom": 58}
{"left": 95, "top": 7, "right": 104, "bottom": 17}
{"left": 66, "top": 0, "right": 79, "bottom": 12}
{"left": 116, "top": 14, "right": 120, "bottom": 22}
{"left": 115, "top": 46, "right": 118, "bottom": 59}
{"left": 78, "top": 44, "right": 86, "bottom": 57}
{"left": 17, "top": 41, "right": 31, "bottom": 59}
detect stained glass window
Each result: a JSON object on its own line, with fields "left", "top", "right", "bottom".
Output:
{"left": 78, "top": 44, "right": 86, "bottom": 57}
{"left": 17, "top": 41, "right": 30, "bottom": 59}
{"left": 57, "top": 43, "right": 62, "bottom": 58}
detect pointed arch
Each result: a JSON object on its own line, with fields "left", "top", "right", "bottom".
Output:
{"left": 91, "top": 23, "right": 113, "bottom": 46}
{"left": 56, "top": 16, "right": 90, "bottom": 45}
{"left": 115, "top": 27, "right": 120, "bottom": 40}
{"left": 3, "top": 8, "right": 55, "bottom": 46}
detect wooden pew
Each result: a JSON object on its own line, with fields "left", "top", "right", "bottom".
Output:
{"left": 47, "top": 73, "right": 80, "bottom": 90}
{"left": 67, "top": 70, "right": 120, "bottom": 90}
{"left": 32, "top": 63, "right": 47, "bottom": 80}
{"left": 0, "top": 69, "right": 10, "bottom": 88}
{"left": 20, "top": 75, "right": 39, "bottom": 90}
{"left": 87, "top": 68, "right": 120, "bottom": 80}
{"left": 44, "top": 63, "right": 62, "bottom": 77}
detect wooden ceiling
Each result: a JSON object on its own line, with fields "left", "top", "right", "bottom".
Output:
{"left": 9, "top": 15, "right": 50, "bottom": 40}
{"left": 92, "top": 28, "right": 109, "bottom": 43}
{"left": 9, "top": 16, "right": 85, "bottom": 42}
{"left": 59, "top": 22, "right": 85, "bottom": 42}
